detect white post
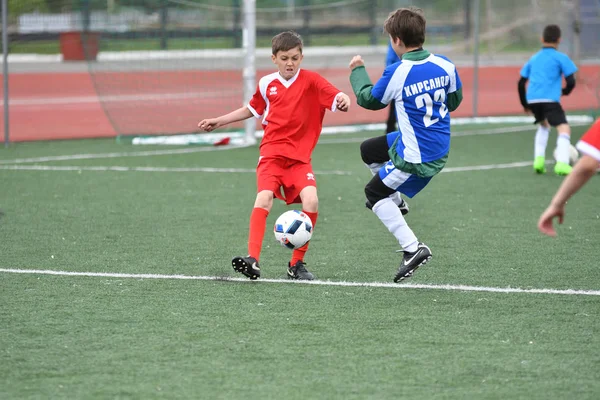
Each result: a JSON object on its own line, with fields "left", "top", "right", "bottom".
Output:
{"left": 531, "top": 0, "right": 542, "bottom": 43}
{"left": 287, "top": 0, "right": 295, "bottom": 20}
{"left": 485, "top": 0, "right": 493, "bottom": 55}
{"left": 572, "top": 0, "right": 581, "bottom": 76}
{"left": 242, "top": 0, "right": 257, "bottom": 145}
{"left": 2, "top": 0, "right": 9, "bottom": 146}
{"left": 472, "top": 0, "right": 480, "bottom": 117}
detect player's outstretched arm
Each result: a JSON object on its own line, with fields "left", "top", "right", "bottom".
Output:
{"left": 349, "top": 55, "right": 365, "bottom": 70}
{"left": 198, "top": 106, "right": 253, "bottom": 132}
{"left": 538, "top": 154, "right": 599, "bottom": 236}
{"left": 348, "top": 55, "right": 387, "bottom": 111}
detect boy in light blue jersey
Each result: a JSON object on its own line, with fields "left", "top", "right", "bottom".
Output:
{"left": 348, "top": 7, "right": 463, "bottom": 282}
{"left": 518, "top": 24, "right": 578, "bottom": 176}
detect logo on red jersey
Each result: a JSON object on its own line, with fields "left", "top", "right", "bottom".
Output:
{"left": 306, "top": 173, "right": 315, "bottom": 181}
{"left": 269, "top": 86, "right": 278, "bottom": 96}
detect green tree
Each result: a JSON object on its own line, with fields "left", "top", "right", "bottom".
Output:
{"left": 8, "top": 0, "right": 48, "bottom": 16}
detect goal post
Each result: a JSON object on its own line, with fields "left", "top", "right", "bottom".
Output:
{"left": 243, "top": 0, "right": 257, "bottom": 145}
{"left": 2, "top": 0, "right": 8, "bottom": 147}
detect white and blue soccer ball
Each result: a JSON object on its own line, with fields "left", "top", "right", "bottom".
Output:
{"left": 274, "top": 210, "right": 313, "bottom": 250}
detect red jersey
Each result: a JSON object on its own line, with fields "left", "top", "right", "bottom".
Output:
{"left": 576, "top": 119, "right": 600, "bottom": 162}
{"left": 247, "top": 69, "right": 342, "bottom": 163}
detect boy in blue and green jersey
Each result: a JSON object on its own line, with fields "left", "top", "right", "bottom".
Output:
{"left": 348, "top": 7, "right": 462, "bottom": 282}
{"left": 518, "top": 24, "right": 578, "bottom": 176}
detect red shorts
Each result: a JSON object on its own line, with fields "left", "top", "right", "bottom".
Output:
{"left": 256, "top": 157, "right": 317, "bottom": 205}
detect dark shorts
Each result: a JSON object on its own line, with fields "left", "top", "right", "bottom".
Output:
{"left": 528, "top": 102, "right": 568, "bottom": 126}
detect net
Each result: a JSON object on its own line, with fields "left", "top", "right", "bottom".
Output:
{"left": 84, "top": 0, "right": 392, "bottom": 138}
{"left": 4, "top": 0, "right": 600, "bottom": 141}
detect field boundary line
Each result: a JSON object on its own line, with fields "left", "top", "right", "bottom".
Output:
{"left": 441, "top": 161, "right": 532, "bottom": 173}
{"left": 0, "top": 144, "right": 252, "bottom": 165}
{"left": 1, "top": 268, "right": 598, "bottom": 296}
{"left": 0, "top": 160, "right": 545, "bottom": 174}
{"left": 0, "top": 164, "right": 352, "bottom": 175}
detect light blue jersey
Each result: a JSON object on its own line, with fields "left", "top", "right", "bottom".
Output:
{"left": 371, "top": 54, "right": 462, "bottom": 164}
{"left": 520, "top": 47, "right": 578, "bottom": 103}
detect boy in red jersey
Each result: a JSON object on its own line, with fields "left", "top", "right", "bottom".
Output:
{"left": 538, "top": 119, "right": 600, "bottom": 236}
{"left": 198, "top": 31, "right": 351, "bottom": 280}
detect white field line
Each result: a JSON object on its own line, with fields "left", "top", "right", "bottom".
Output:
{"left": 1, "top": 268, "right": 598, "bottom": 296}
{"left": 0, "top": 160, "right": 547, "bottom": 175}
{"left": 0, "top": 144, "right": 252, "bottom": 165}
{"left": 441, "top": 161, "right": 532, "bottom": 173}
{"left": 0, "top": 164, "right": 352, "bottom": 175}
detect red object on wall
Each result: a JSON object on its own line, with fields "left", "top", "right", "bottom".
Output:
{"left": 59, "top": 31, "right": 99, "bottom": 61}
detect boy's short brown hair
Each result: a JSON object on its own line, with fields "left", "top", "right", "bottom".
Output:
{"left": 383, "top": 7, "right": 426, "bottom": 48}
{"left": 543, "top": 24, "right": 561, "bottom": 43}
{"left": 271, "top": 31, "right": 304, "bottom": 55}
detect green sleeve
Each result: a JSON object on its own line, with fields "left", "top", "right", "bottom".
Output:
{"left": 349, "top": 66, "right": 387, "bottom": 111}
{"left": 447, "top": 88, "right": 463, "bottom": 112}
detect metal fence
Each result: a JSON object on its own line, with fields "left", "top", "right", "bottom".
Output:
{"left": 6, "top": 0, "right": 600, "bottom": 56}
{"left": 2, "top": 0, "right": 600, "bottom": 143}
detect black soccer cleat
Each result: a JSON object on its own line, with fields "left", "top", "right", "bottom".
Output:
{"left": 394, "top": 243, "right": 432, "bottom": 283}
{"left": 366, "top": 198, "right": 409, "bottom": 215}
{"left": 287, "top": 260, "right": 315, "bottom": 280}
{"left": 232, "top": 256, "right": 261, "bottom": 280}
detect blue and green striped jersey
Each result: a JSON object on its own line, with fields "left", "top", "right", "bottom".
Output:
{"left": 371, "top": 51, "right": 462, "bottom": 163}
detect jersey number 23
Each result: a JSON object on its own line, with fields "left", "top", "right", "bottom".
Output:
{"left": 415, "top": 89, "right": 448, "bottom": 127}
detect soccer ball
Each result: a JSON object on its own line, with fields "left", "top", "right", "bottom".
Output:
{"left": 553, "top": 144, "right": 579, "bottom": 166}
{"left": 274, "top": 210, "right": 313, "bottom": 250}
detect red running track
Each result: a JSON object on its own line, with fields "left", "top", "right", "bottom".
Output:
{"left": 1, "top": 65, "right": 598, "bottom": 142}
